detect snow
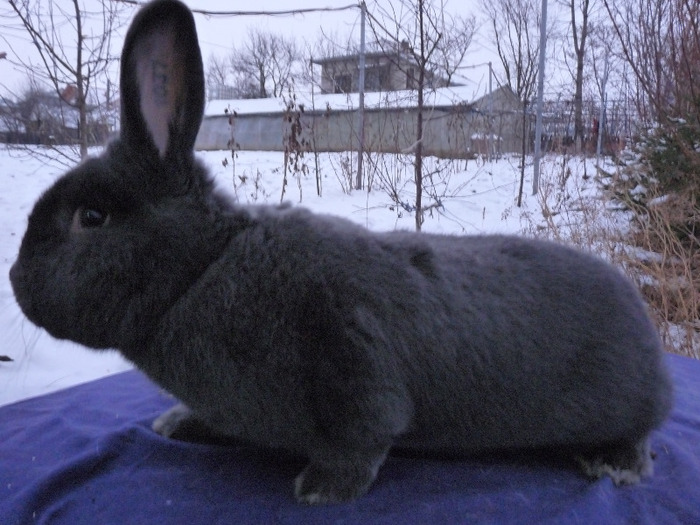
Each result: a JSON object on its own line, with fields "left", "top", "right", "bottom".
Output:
{"left": 0, "top": 144, "right": 605, "bottom": 407}
{"left": 204, "top": 85, "right": 490, "bottom": 117}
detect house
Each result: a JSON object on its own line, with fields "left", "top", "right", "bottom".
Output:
{"left": 312, "top": 47, "right": 448, "bottom": 94}
{"left": 0, "top": 86, "right": 114, "bottom": 145}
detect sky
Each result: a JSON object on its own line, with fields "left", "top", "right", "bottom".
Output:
{"left": 0, "top": 0, "right": 509, "bottom": 100}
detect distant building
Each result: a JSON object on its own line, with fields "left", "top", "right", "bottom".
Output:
{"left": 312, "top": 48, "right": 449, "bottom": 94}
{"left": 0, "top": 86, "right": 114, "bottom": 146}
{"left": 196, "top": 85, "right": 526, "bottom": 158}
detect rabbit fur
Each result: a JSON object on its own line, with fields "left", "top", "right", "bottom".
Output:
{"left": 10, "top": 0, "right": 672, "bottom": 505}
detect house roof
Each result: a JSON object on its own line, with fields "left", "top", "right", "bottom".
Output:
{"left": 311, "top": 51, "right": 414, "bottom": 66}
{"left": 204, "top": 84, "right": 520, "bottom": 118}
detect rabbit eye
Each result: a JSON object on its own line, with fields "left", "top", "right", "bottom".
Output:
{"left": 71, "top": 207, "right": 110, "bottom": 232}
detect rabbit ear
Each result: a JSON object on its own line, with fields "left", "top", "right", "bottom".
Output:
{"left": 119, "top": 0, "right": 204, "bottom": 159}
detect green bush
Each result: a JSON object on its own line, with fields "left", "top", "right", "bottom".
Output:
{"left": 639, "top": 117, "right": 700, "bottom": 194}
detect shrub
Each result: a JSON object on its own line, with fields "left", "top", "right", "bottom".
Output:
{"left": 638, "top": 118, "right": 700, "bottom": 194}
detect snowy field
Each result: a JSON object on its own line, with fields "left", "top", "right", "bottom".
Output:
{"left": 0, "top": 145, "right": 606, "bottom": 407}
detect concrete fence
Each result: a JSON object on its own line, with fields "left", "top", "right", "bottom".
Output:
{"left": 195, "top": 103, "right": 526, "bottom": 159}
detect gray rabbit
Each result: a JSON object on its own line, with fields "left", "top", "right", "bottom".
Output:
{"left": 9, "top": 0, "right": 672, "bottom": 505}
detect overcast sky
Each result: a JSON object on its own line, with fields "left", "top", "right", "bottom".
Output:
{"left": 0, "top": 0, "right": 512, "bottom": 99}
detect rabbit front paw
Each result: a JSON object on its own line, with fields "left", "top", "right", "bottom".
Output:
{"left": 294, "top": 448, "right": 389, "bottom": 504}
{"left": 152, "top": 403, "right": 219, "bottom": 443}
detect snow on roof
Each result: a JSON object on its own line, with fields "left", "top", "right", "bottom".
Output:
{"left": 204, "top": 85, "right": 510, "bottom": 117}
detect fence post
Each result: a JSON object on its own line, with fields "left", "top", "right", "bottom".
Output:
{"left": 355, "top": 1, "right": 366, "bottom": 190}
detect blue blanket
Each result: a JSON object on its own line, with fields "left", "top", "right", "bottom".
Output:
{"left": 1, "top": 353, "right": 699, "bottom": 524}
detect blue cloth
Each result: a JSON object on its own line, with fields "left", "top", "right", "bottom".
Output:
{"left": 1, "top": 354, "right": 698, "bottom": 524}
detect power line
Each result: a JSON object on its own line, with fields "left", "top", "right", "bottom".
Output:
{"left": 112, "top": 1, "right": 359, "bottom": 17}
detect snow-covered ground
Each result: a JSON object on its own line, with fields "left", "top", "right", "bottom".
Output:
{"left": 0, "top": 145, "right": 605, "bottom": 407}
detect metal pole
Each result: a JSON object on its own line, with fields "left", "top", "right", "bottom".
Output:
{"left": 488, "top": 61, "right": 493, "bottom": 161}
{"left": 355, "top": 1, "right": 366, "bottom": 190}
{"left": 532, "top": 0, "right": 548, "bottom": 195}
{"left": 596, "top": 49, "right": 609, "bottom": 163}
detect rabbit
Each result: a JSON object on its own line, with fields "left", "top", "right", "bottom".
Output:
{"left": 9, "top": 0, "right": 672, "bottom": 505}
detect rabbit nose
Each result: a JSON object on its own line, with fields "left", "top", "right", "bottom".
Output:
{"left": 9, "top": 261, "right": 26, "bottom": 300}
{"left": 9, "top": 260, "right": 19, "bottom": 285}
{"left": 9, "top": 261, "right": 26, "bottom": 309}
{"left": 9, "top": 261, "right": 27, "bottom": 299}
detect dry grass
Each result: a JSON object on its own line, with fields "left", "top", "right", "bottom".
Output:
{"left": 617, "top": 189, "right": 700, "bottom": 358}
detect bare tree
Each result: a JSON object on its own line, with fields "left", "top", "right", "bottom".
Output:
{"left": 603, "top": 0, "right": 700, "bottom": 192}
{"left": 367, "top": 0, "right": 475, "bottom": 231}
{"left": 481, "top": 0, "right": 544, "bottom": 205}
{"left": 230, "top": 28, "right": 301, "bottom": 99}
{"left": 2, "top": 0, "right": 127, "bottom": 161}
{"left": 559, "top": 0, "right": 596, "bottom": 152}
{"left": 205, "top": 54, "right": 232, "bottom": 101}
{"left": 587, "top": 21, "right": 614, "bottom": 92}
{"left": 430, "top": 14, "right": 477, "bottom": 86}
{"left": 312, "top": 28, "right": 361, "bottom": 59}
{"left": 481, "top": 0, "right": 543, "bottom": 104}
{"left": 602, "top": 0, "right": 699, "bottom": 123}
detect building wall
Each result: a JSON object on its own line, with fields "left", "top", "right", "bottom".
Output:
{"left": 195, "top": 104, "right": 525, "bottom": 159}
{"left": 320, "top": 56, "right": 403, "bottom": 94}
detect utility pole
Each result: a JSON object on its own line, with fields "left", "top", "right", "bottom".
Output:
{"left": 488, "top": 61, "right": 493, "bottom": 162}
{"left": 595, "top": 49, "right": 610, "bottom": 164}
{"left": 355, "top": 1, "right": 366, "bottom": 190}
{"left": 532, "top": 0, "right": 548, "bottom": 195}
